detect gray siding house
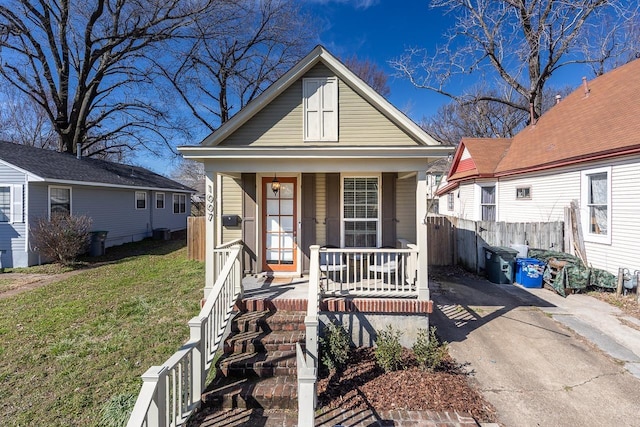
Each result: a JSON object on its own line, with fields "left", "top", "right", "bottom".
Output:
{"left": 0, "top": 142, "right": 193, "bottom": 268}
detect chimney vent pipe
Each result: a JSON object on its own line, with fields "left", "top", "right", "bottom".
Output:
{"left": 76, "top": 143, "right": 81, "bottom": 159}
{"left": 582, "top": 77, "right": 590, "bottom": 97}
{"left": 555, "top": 94, "right": 561, "bottom": 104}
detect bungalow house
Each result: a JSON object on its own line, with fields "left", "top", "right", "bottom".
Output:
{"left": 438, "top": 57, "right": 640, "bottom": 275}
{"left": 0, "top": 142, "right": 193, "bottom": 268}
{"left": 178, "top": 45, "right": 453, "bottom": 298}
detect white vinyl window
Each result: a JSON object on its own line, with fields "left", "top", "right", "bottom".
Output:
{"left": 0, "top": 187, "right": 10, "bottom": 222}
{"left": 516, "top": 187, "right": 531, "bottom": 199}
{"left": 156, "top": 192, "right": 165, "bottom": 209}
{"left": 447, "top": 192, "right": 454, "bottom": 211}
{"left": 49, "top": 186, "right": 71, "bottom": 218}
{"left": 135, "top": 191, "right": 147, "bottom": 210}
{"left": 342, "top": 176, "right": 379, "bottom": 247}
{"left": 480, "top": 185, "right": 496, "bottom": 221}
{"left": 303, "top": 77, "right": 338, "bottom": 141}
{"left": 173, "top": 194, "right": 186, "bottom": 214}
{"left": 581, "top": 167, "right": 611, "bottom": 244}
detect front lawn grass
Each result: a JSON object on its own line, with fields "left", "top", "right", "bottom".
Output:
{"left": 0, "top": 239, "right": 204, "bottom": 426}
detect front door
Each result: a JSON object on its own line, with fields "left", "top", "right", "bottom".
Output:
{"left": 262, "top": 177, "right": 297, "bottom": 272}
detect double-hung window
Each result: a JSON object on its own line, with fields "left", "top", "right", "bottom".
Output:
{"left": 480, "top": 185, "right": 496, "bottom": 221}
{"left": 0, "top": 187, "right": 10, "bottom": 222}
{"left": 156, "top": 192, "right": 165, "bottom": 209}
{"left": 581, "top": 167, "right": 611, "bottom": 244}
{"left": 49, "top": 186, "right": 71, "bottom": 218}
{"left": 173, "top": 194, "right": 186, "bottom": 214}
{"left": 447, "top": 192, "right": 454, "bottom": 211}
{"left": 135, "top": 191, "right": 147, "bottom": 210}
{"left": 343, "top": 176, "right": 379, "bottom": 247}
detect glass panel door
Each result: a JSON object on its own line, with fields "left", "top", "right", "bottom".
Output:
{"left": 263, "top": 177, "right": 297, "bottom": 272}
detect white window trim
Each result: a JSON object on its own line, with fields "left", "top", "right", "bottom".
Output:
{"left": 581, "top": 166, "right": 612, "bottom": 245}
{"left": 173, "top": 193, "right": 186, "bottom": 214}
{"left": 475, "top": 183, "right": 497, "bottom": 222}
{"left": 156, "top": 192, "right": 165, "bottom": 209}
{"left": 516, "top": 186, "right": 532, "bottom": 200}
{"left": 340, "top": 173, "right": 381, "bottom": 248}
{"left": 135, "top": 191, "right": 147, "bottom": 210}
{"left": 303, "top": 77, "right": 338, "bottom": 142}
{"left": 0, "top": 185, "right": 11, "bottom": 223}
{"left": 48, "top": 185, "right": 72, "bottom": 219}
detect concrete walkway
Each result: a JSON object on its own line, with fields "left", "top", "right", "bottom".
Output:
{"left": 430, "top": 273, "right": 640, "bottom": 427}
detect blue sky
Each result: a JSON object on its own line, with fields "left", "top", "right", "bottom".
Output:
{"left": 305, "top": 0, "right": 453, "bottom": 120}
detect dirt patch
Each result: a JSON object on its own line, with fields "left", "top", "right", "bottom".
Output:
{"left": 317, "top": 347, "right": 497, "bottom": 423}
{"left": 589, "top": 290, "right": 640, "bottom": 321}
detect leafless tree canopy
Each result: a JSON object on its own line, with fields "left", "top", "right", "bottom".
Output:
{"left": 391, "top": 0, "right": 640, "bottom": 122}
{"left": 343, "top": 55, "right": 391, "bottom": 97}
{"left": 0, "top": 86, "right": 57, "bottom": 148}
{"left": 0, "top": 0, "right": 235, "bottom": 157}
{"left": 155, "top": 0, "right": 315, "bottom": 134}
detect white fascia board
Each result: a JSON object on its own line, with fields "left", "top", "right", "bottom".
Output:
{"left": 179, "top": 145, "right": 454, "bottom": 160}
{"left": 0, "top": 158, "right": 45, "bottom": 180}
{"left": 199, "top": 46, "right": 325, "bottom": 147}
{"left": 34, "top": 178, "right": 194, "bottom": 193}
{"left": 197, "top": 45, "right": 441, "bottom": 147}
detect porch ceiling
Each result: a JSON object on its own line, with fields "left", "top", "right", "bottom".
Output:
{"left": 180, "top": 145, "right": 454, "bottom": 173}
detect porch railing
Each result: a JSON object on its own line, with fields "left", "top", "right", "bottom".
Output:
{"left": 127, "top": 243, "right": 243, "bottom": 427}
{"left": 319, "top": 247, "right": 419, "bottom": 297}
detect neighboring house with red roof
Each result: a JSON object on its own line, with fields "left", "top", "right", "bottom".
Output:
{"left": 438, "top": 58, "right": 640, "bottom": 275}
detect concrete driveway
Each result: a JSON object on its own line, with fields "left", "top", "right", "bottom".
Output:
{"left": 430, "top": 270, "right": 640, "bottom": 427}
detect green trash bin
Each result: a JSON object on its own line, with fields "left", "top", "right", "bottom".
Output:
{"left": 484, "top": 246, "right": 519, "bottom": 284}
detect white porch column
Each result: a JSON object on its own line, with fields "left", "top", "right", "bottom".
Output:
{"left": 204, "top": 168, "right": 218, "bottom": 300}
{"left": 416, "top": 170, "right": 429, "bottom": 300}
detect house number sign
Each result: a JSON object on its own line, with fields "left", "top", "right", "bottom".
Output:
{"left": 207, "top": 184, "right": 215, "bottom": 222}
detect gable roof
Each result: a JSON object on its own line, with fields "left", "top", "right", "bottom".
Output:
{"left": 448, "top": 138, "right": 512, "bottom": 180}
{"left": 495, "top": 58, "right": 640, "bottom": 175}
{"left": 438, "top": 57, "right": 640, "bottom": 194}
{"left": 0, "top": 141, "right": 193, "bottom": 192}
{"left": 195, "top": 45, "right": 439, "bottom": 148}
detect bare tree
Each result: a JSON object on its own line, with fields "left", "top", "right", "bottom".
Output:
{"left": 391, "top": 0, "right": 640, "bottom": 121}
{"left": 343, "top": 55, "right": 391, "bottom": 97}
{"left": 0, "top": 86, "right": 57, "bottom": 148}
{"left": 423, "top": 85, "right": 574, "bottom": 145}
{"left": 0, "top": 0, "right": 222, "bottom": 157}
{"left": 155, "top": 0, "right": 315, "bottom": 133}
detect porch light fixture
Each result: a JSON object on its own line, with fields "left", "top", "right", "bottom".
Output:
{"left": 271, "top": 175, "right": 280, "bottom": 196}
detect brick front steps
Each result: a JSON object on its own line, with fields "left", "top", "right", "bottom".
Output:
{"left": 200, "top": 299, "right": 306, "bottom": 411}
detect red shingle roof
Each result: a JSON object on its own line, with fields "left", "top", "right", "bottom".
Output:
{"left": 495, "top": 58, "right": 640, "bottom": 175}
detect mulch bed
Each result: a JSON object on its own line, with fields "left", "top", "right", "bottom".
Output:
{"left": 317, "top": 347, "right": 497, "bottom": 423}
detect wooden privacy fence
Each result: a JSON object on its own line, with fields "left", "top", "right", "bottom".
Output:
{"left": 187, "top": 216, "right": 206, "bottom": 261}
{"left": 427, "top": 216, "right": 455, "bottom": 266}
{"left": 426, "top": 216, "right": 564, "bottom": 271}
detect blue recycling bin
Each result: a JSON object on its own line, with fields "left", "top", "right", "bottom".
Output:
{"left": 515, "top": 258, "right": 545, "bottom": 288}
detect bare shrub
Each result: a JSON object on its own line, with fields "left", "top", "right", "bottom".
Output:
{"left": 31, "top": 215, "right": 92, "bottom": 265}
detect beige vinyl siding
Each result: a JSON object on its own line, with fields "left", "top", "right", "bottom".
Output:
{"left": 315, "top": 173, "right": 326, "bottom": 247}
{"left": 584, "top": 159, "right": 640, "bottom": 274}
{"left": 498, "top": 170, "right": 580, "bottom": 222}
{"left": 396, "top": 176, "right": 416, "bottom": 242}
{"left": 220, "top": 64, "right": 422, "bottom": 147}
{"left": 221, "top": 176, "right": 243, "bottom": 242}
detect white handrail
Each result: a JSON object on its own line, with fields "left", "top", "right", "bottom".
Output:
{"left": 127, "top": 244, "right": 243, "bottom": 427}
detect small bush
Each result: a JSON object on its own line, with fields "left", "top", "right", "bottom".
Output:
{"left": 374, "top": 324, "right": 403, "bottom": 372}
{"left": 31, "top": 215, "right": 92, "bottom": 265}
{"left": 413, "top": 327, "right": 449, "bottom": 371}
{"left": 99, "top": 393, "right": 136, "bottom": 427}
{"left": 319, "top": 321, "right": 351, "bottom": 371}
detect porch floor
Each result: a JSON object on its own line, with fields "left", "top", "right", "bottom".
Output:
{"left": 239, "top": 275, "right": 432, "bottom": 314}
